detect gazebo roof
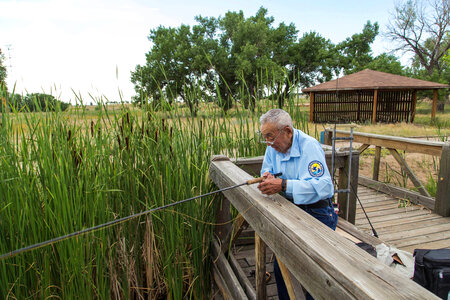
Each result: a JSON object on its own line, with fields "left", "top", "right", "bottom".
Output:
{"left": 303, "top": 69, "right": 450, "bottom": 92}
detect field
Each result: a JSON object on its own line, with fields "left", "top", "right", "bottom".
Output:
{"left": 0, "top": 96, "right": 448, "bottom": 298}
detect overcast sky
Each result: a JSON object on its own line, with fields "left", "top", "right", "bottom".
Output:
{"left": 0, "top": 0, "right": 403, "bottom": 104}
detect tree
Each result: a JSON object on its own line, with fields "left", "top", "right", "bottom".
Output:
{"left": 0, "top": 48, "right": 6, "bottom": 87}
{"left": 336, "top": 21, "right": 380, "bottom": 74}
{"left": 386, "top": 0, "right": 450, "bottom": 77}
{"left": 365, "top": 53, "right": 406, "bottom": 75}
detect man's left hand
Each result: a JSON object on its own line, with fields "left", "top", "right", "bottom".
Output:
{"left": 258, "top": 178, "right": 282, "bottom": 195}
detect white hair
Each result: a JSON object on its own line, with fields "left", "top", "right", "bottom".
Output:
{"left": 259, "top": 109, "right": 293, "bottom": 129}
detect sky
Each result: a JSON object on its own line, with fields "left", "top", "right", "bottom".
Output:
{"left": 0, "top": 0, "right": 405, "bottom": 104}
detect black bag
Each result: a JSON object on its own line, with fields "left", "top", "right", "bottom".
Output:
{"left": 413, "top": 249, "right": 450, "bottom": 299}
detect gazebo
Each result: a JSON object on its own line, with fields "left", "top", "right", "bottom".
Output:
{"left": 303, "top": 69, "right": 449, "bottom": 123}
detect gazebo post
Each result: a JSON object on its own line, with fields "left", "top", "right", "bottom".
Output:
{"left": 410, "top": 90, "right": 417, "bottom": 122}
{"left": 309, "top": 92, "right": 314, "bottom": 122}
{"left": 431, "top": 89, "right": 438, "bottom": 119}
{"left": 372, "top": 89, "right": 378, "bottom": 123}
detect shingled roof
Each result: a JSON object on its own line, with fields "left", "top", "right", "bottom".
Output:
{"left": 303, "top": 69, "right": 450, "bottom": 92}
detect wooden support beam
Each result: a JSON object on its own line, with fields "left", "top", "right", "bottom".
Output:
{"left": 387, "top": 148, "right": 431, "bottom": 197}
{"left": 228, "top": 251, "right": 257, "bottom": 300}
{"left": 373, "top": 146, "right": 381, "bottom": 181}
{"left": 212, "top": 239, "right": 249, "bottom": 300}
{"left": 431, "top": 89, "right": 438, "bottom": 119}
{"left": 209, "top": 157, "right": 438, "bottom": 299}
{"left": 337, "top": 151, "right": 359, "bottom": 224}
{"left": 221, "top": 213, "right": 247, "bottom": 254}
{"left": 277, "top": 257, "right": 296, "bottom": 300}
{"left": 358, "top": 144, "right": 370, "bottom": 154}
{"left": 309, "top": 92, "right": 315, "bottom": 122}
{"left": 255, "top": 233, "right": 266, "bottom": 300}
{"left": 358, "top": 176, "right": 435, "bottom": 210}
{"left": 372, "top": 89, "right": 378, "bottom": 123}
{"left": 435, "top": 143, "right": 450, "bottom": 217}
{"left": 325, "top": 129, "right": 444, "bottom": 156}
{"left": 410, "top": 90, "right": 417, "bottom": 122}
{"left": 215, "top": 196, "right": 231, "bottom": 242}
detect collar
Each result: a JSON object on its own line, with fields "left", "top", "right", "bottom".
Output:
{"left": 280, "top": 129, "right": 301, "bottom": 161}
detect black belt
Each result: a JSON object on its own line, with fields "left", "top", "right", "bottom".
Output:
{"left": 296, "top": 198, "right": 332, "bottom": 210}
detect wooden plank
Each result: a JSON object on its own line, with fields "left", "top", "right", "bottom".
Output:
{"left": 372, "top": 217, "right": 449, "bottom": 235}
{"left": 213, "top": 265, "right": 232, "bottom": 300}
{"left": 325, "top": 129, "right": 444, "bottom": 156}
{"left": 209, "top": 157, "right": 438, "bottom": 299}
{"left": 435, "top": 142, "right": 450, "bottom": 217}
{"left": 393, "top": 230, "right": 450, "bottom": 249}
{"left": 356, "top": 203, "right": 400, "bottom": 213}
{"left": 356, "top": 209, "right": 432, "bottom": 225}
{"left": 212, "top": 239, "right": 249, "bottom": 300}
{"left": 387, "top": 148, "right": 431, "bottom": 197}
{"left": 382, "top": 222, "right": 450, "bottom": 243}
{"left": 356, "top": 213, "right": 440, "bottom": 231}
{"left": 401, "top": 239, "right": 450, "bottom": 253}
{"left": 358, "top": 176, "right": 435, "bottom": 210}
{"left": 336, "top": 217, "right": 383, "bottom": 246}
{"left": 355, "top": 206, "right": 421, "bottom": 220}
{"left": 357, "top": 200, "right": 399, "bottom": 208}
{"left": 229, "top": 251, "right": 257, "bottom": 300}
{"left": 255, "top": 233, "right": 266, "bottom": 300}
{"left": 309, "top": 92, "right": 315, "bottom": 122}
{"left": 373, "top": 146, "right": 381, "bottom": 181}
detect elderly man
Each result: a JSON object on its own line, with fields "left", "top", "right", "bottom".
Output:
{"left": 257, "top": 109, "right": 337, "bottom": 300}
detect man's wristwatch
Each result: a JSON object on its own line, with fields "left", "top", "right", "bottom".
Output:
{"left": 281, "top": 179, "right": 286, "bottom": 192}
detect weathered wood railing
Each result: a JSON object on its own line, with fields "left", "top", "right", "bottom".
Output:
{"left": 323, "top": 129, "right": 450, "bottom": 217}
{"left": 209, "top": 155, "right": 438, "bottom": 299}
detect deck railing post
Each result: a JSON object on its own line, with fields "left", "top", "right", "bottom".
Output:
{"left": 435, "top": 142, "right": 450, "bottom": 217}
{"left": 255, "top": 233, "right": 266, "bottom": 300}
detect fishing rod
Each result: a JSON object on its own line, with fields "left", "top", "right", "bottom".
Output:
{"left": 0, "top": 172, "right": 282, "bottom": 261}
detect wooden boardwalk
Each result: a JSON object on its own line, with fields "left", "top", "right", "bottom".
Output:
{"left": 355, "top": 185, "right": 450, "bottom": 253}
{"left": 216, "top": 183, "right": 450, "bottom": 300}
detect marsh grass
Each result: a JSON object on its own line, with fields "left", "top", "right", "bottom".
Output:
{"left": 0, "top": 84, "right": 312, "bottom": 298}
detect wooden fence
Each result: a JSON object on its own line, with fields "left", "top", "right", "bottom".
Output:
{"left": 310, "top": 90, "right": 416, "bottom": 123}
{"left": 209, "top": 155, "right": 438, "bottom": 299}
{"left": 323, "top": 129, "right": 450, "bottom": 217}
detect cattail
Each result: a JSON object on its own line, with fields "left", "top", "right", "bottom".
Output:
{"left": 155, "top": 130, "right": 158, "bottom": 143}
{"left": 126, "top": 112, "right": 130, "bottom": 124}
{"left": 67, "top": 130, "right": 72, "bottom": 141}
{"left": 170, "top": 127, "right": 173, "bottom": 138}
{"left": 90, "top": 121, "right": 94, "bottom": 137}
{"left": 162, "top": 118, "right": 165, "bottom": 131}
{"left": 117, "top": 135, "right": 122, "bottom": 149}
{"left": 119, "top": 125, "right": 123, "bottom": 137}
{"left": 125, "top": 136, "right": 129, "bottom": 151}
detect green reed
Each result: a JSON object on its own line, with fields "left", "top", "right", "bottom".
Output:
{"left": 0, "top": 82, "right": 308, "bottom": 299}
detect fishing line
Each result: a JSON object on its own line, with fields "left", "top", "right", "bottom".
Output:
{"left": 0, "top": 173, "right": 280, "bottom": 261}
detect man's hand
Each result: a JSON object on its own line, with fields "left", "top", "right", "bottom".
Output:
{"left": 258, "top": 173, "right": 282, "bottom": 195}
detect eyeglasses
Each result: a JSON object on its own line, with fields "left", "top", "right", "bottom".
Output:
{"left": 259, "top": 129, "right": 283, "bottom": 146}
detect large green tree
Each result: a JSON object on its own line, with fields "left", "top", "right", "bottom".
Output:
{"left": 132, "top": 8, "right": 385, "bottom": 112}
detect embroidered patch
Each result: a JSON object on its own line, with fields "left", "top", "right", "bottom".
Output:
{"left": 308, "top": 161, "right": 324, "bottom": 177}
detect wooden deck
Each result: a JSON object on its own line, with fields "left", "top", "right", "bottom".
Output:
{"left": 213, "top": 183, "right": 450, "bottom": 300}
{"left": 355, "top": 185, "right": 450, "bottom": 253}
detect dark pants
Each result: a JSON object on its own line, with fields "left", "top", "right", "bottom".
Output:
{"left": 274, "top": 203, "right": 338, "bottom": 300}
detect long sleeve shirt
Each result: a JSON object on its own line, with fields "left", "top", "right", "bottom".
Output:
{"left": 260, "top": 128, "right": 334, "bottom": 205}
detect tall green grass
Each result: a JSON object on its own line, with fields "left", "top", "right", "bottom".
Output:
{"left": 0, "top": 84, "right": 309, "bottom": 298}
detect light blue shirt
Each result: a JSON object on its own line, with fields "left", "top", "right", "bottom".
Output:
{"left": 260, "top": 128, "right": 334, "bottom": 205}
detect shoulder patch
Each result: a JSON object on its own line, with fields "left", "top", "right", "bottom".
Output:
{"left": 308, "top": 161, "right": 324, "bottom": 177}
